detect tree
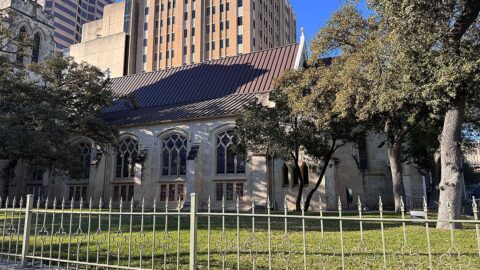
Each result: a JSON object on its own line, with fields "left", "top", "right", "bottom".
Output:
{"left": 368, "top": 0, "right": 480, "bottom": 228}
{"left": 0, "top": 55, "right": 118, "bottom": 176}
{"left": 235, "top": 81, "right": 321, "bottom": 211}
{"left": 307, "top": 3, "right": 432, "bottom": 212}
{"left": 237, "top": 59, "right": 366, "bottom": 211}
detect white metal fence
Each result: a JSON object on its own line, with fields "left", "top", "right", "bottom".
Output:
{"left": 0, "top": 194, "right": 479, "bottom": 269}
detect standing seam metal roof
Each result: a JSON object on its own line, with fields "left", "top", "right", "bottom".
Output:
{"left": 103, "top": 43, "right": 300, "bottom": 126}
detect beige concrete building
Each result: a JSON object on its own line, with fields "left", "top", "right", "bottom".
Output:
{"left": 70, "top": 0, "right": 297, "bottom": 77}
{"left": 37, "top": 0, "right": 114, "bottom": 50}
{"left": 70, "top": 1, "right": 142, "bottom": 77}
{"left": 70, "top": 0, "right": 147, "bottom": 77}
{"left": 146, "top": 0, "right": 297, "bottom": 71}
{"left": 0, "top": 0, "right": 55, "bottom": 64}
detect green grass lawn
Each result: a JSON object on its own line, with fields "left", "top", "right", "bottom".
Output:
{"left": 0, "top": 210, "right": 479, "bottom": 269}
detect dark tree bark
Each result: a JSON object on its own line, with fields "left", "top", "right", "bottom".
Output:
{"left": 428, "top": 150, "right": 441, "bottom": 208}
{"left": 304, "top": 141, "right": 336, "bottom": 211}
{"left": 294, "top": 162, "right": 305, "bottom": 211}
{"left": 388, "top": 136, "right": 406, "bottom": 213}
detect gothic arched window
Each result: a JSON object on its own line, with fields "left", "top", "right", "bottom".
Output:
{"left": 71, "top": 141, "right": 91, "bottom": 179}
{"left": 301, "top": 162, "right": 309, "bottom": 186}
{"left": 282, "top": 163, "right": 289, "bottom": 187}
{"left": 161, "top": 134, "right": 187, "bottom": 176}
{"left": 115, "top": 137, "right": 138, "bottom": 179}
{"left": 16, "top": 27, "right": 27, "bottom": 64}
{"left": 216, "top": 130, "right": 245, "bottom": 174}
{"left": 31, "top": 33, "right": 41, "bottom": 63}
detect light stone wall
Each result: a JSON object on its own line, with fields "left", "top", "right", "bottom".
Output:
{"left": 0, "top": 117, "right": 426, "bottom": 211}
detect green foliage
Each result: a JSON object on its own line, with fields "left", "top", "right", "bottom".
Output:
{"left": 0, "top": 56, "right": 118, "bottom": 173}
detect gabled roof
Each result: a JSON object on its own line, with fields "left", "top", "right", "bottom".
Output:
{"left": 103, "top": 43, "right": 301, "bottom": 127}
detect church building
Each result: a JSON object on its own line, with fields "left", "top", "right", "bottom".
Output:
{"left": 0, "top": 29, "right": 426, "bottom": 210}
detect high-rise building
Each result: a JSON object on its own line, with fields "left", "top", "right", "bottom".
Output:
{"left": 37, "top": 0, "right": 114, "bottom": 50}
{"left": 70, "top": 0, "right": 296, "bottom": 77}
{"left": 145, "top": 0, "right": 297, "bottom": 71}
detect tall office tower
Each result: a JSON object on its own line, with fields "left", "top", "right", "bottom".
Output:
{"left": 145, "top": 0, "right": 297, "bottom": 71}
{"left": 37, "top": 0, "right": 114, "bottom": 50}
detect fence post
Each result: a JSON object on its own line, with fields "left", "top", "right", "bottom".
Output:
{"left": 189, "top": 193, "right": 198, "bottom": 270}
{"left": 21, "top": 194, "right": 33, "bottom": 268}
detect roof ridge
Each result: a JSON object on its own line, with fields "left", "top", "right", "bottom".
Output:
{"left": 111, "top": 43, "right": 300, "bottom": 81}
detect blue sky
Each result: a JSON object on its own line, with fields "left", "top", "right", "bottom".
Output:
{"left": 291, "top": 0, "right": 369, "bottom": 45}
{"left": 291, "top": 0, "right": 344, "bottom": 44}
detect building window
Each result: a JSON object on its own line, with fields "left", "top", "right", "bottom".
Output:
{"left": 31, "top": 33, "right": 41, "bottom": 63}
{"left": 216, "top": 182, "right": 245, "bottom": 201}
{"left": 357, "top": 137, "right": 368, "bottom": 171}
{"left": 237, "top": 16, "right": 243, "bottom": 26}
{"left": 16, "top": 27, "right": 27, "bottom": 64}
{"left": 159, "top": 183, "right": 185, "bottom": 202}
{"left": 282, "top": 163, "right": 289, "bottom": 187}
{"left": 32, "top": 168, "right": 44, "bottom": 183}
{"left": 112, "top": 184, "right": 134, "bottom": 201}
{"left": 237, "top": 35, "right": 243, "bottom": 44}
{"left": 216, "top": 130, "right": 246, "bottom": 175}
{"left": 115, "top": 137, "right": 138, "bottom": 179}
{"left": 301, "top": 162, "right": 309, "bottom": 186}
{"left": 161, "top": 134, "right": 187, "bottom": 176}
{"left": 69, "top": 185, "right": 88, "bottom": 201}
{"left": 237, "top": 0, "right": 243, "bottom": 8}
{"left": 71, "top": 141, "right": 91, "bottom": 180}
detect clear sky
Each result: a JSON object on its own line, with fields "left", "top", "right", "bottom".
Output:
{"left": 291, "top": 0, "right": 343, "bottom": 44}
{"left": 291, "top": 0, "right": 369, "bottom": 45}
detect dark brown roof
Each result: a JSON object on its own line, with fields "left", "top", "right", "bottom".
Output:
{"left": 103, "top": 43, "right": 300, "bottom": 126}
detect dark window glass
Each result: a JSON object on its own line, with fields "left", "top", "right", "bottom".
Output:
{"left": 31, "top": 33, "right": 41, "bottom": 63}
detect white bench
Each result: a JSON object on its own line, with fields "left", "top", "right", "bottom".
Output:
{"left": 409, "top": 210, "right": 426, "bottom": 219}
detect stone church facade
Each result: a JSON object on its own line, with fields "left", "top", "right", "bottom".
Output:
{"left": 0, "top": 0, "right": 55, "bottom": 64}
{"left": 0, "top": 32, "right": 426, "bottom": 211}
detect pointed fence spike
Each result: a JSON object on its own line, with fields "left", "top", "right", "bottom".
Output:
{"left": 300, "top": 197, "right": 305, "bottom": 211}
{"left": 337, "top": 196, "right": 342, "bottom": 211}
{"left": 142, "top": 197, "right": 145, "bottom": 209}
{"left": 472, "top": 196, "right": 478, "bottom": 208}
{"left": 153, "top": 197, "right": 157, "bottom": 209}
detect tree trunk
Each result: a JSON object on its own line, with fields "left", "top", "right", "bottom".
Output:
{"left": 437, "top": 96, "right": 465, "bottom": 229}
{"left": 388, "top": 136, "right": 406, "bottom": 213}
{"left": 294, "top": 163, "right": 304, "bottom": 211}
{"left": 304, "top": 141, "right": 336, "bottom": 211}
{"left": 304, "top": 158, "right": 330, "bottom": 211}
{"left": 428, "top": 150, "right": 441, "bottom": 209}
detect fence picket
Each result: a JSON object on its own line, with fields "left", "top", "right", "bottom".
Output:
{"left": 0, "top": 193, "right": 477, "bottom": 269}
